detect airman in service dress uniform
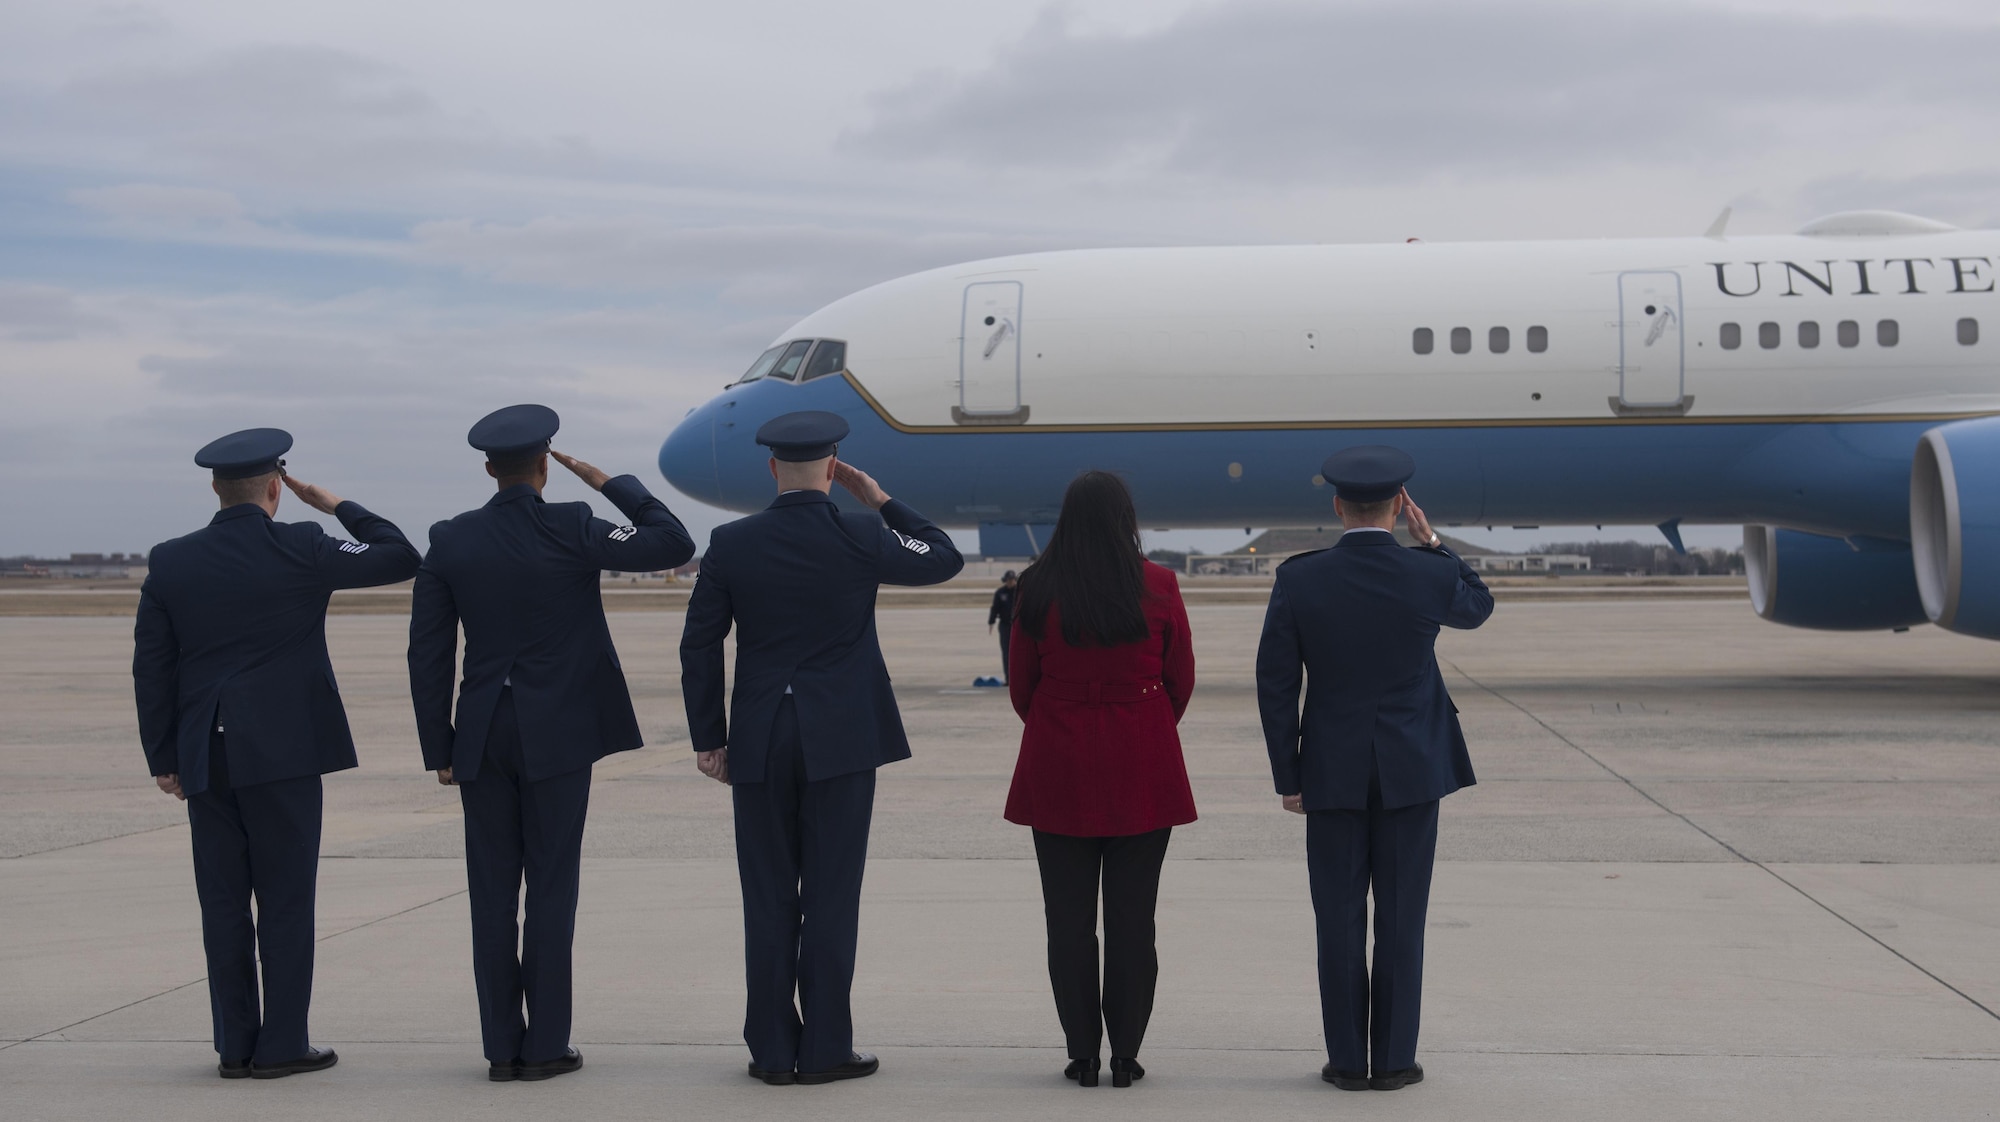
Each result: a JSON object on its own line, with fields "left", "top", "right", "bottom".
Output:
{"left": 133, "top": 428, "right": 421, "bottom": 1079}
{"left": 1255, "top": 446, "right": 1493, "bottom": 1092}
{"left": 680, "top": 411, "right": 963, "bottom": 1086}
{"left": 407, "top": 405, "right": 694, "bottom": 1081}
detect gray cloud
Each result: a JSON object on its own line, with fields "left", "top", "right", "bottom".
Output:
{"left": 0, "top": 284, "right": 118, "bottom": 341}
{"left": 41, "top": 44, "right": 586, "bottom": 186}
{"left": 411, "top": 215, "right": 1056, "bottom": 303}
{"left": 845, "top": 2, "right": 2000, "bottom": 184}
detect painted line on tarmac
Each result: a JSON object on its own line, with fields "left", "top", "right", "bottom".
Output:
{"left": 1441, "top": 656, "right": 2000, "bottom": 1026}
{"left": 0, "top": 887, "right": 470, "bottom": 1053}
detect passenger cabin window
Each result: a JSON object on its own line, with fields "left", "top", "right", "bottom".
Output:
{"left": 1798, "top": 321, "right": 1820, "bottom": 349}
{"left": 737, "top": 345, "right": 784, "bottom": 384}
{"left": 1959, "top": 317, "right": 1980, "bottom": 345}
{"left": 1720, "top": 322, "right": 1741, "bottom": 349}
{"left": 769, "top": 339, "right": 814, "bottom": 381}
{"left": 1412, "top": 327, "right": 1434, "bottom": 355}
{"left": 800, "top": 339, "right": 848, "bottom": 381}
{"left": 1489, "top": 326, "right": 1509, "bottom": 354}
{"left": 1878, "top": 319, "right": 1899, "bottom": 347}
{"left": 1837, "top": 320, "right": 1859, "bottom": 347}
{"left": 1759, "top": 322, "right": 1780, "bottom": 349}
{"left": 1526, "top": 325, "right": 1548, "bottom": 353}
{"left": 1450, "top": 326, "right": 1471, "bottom": 354}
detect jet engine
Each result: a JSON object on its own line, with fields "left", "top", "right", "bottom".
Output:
{"left": 1911, "top": 416, "right": 2000, "bottom": 638}
{"left": 1743, "top": 525, "right": 1927, "bottom": 631}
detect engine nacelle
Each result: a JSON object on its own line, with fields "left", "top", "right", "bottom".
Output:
{"left": 1744, "top": 525, "right": 1927, "bottom": 631}
{"left": 1912, "top": 416, "right": 2000, "bottom": 638}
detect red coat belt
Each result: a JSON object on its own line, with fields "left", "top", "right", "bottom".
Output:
{"left": 1033, "top": 677, "right": 1166, "bottom": 704}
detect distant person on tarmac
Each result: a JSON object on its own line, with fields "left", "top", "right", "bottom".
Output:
{"left": 987, "top": 570, "right": 1019, "bottom": 681}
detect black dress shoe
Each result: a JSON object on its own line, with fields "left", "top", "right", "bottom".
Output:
{"left": 488, "top": 1059, "right": 521, "bottom": 1082}
{"left": 1065, "top": 1057, "right": 1099, "bottom": 1087}
{"left": 1321, "top": 1064, "right": 1370, "bottom": 1091}
{"left": 796, "top": 1052, "right": 878, "bottom": 1085}
{"left": 748, "top": 1061, "right": 797, "bottom": 1086}
{"left": 1109, "top": 1057, "right": 1145, "bottom": 1088}
{"left": 217, "top": 1058, "right": 251, "bottom": 1080}
{"left": 1371, "top": 1063, "right": 1424, "bottom": 1091}
{"left": 517, "top": 1048, "right": 582, "bottom": 1082}
{"left": 250, "top": 1047, "right": 338, "bottom": 1079}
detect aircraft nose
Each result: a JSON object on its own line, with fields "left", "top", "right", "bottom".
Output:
{"left": 657, "top": 407, "right": 718, "bottom": 505}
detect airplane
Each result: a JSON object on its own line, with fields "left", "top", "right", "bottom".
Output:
{"left": 657, "top": 209, "right": 2000, "bottom": 640}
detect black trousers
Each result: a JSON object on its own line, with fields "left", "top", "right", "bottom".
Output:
{"left": 187, "top": 735, "right": 322, "bottom": 1064}
{"left": 458, "top": 690, "right": 593, "bottom": 1064}
{"left": 997, "top": 624, "right": 1012, "bottom": 677}
{"left": 1307, "top": 789, "right": 1439, "bottom": 1075}
{"left": 732, "top": 696, "right": 876, "bottom": 1074}
{"left": 1031, "top": 827, "right": 1172, "bottom": 1060}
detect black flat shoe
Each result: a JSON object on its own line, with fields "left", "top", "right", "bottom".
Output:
{"left": 1065, "top": 1057, "right": 1100, "bottom": 1087}
{"left": 518, "top": 1048, "right": 582, "bottom": 1082}
{"left": 1321, "top": 1064, "right": 1370, "bottom": 1091}
{"left": 250, "top": 1047, "right": 338, "bottom": 1079}
{"left": 218, "top": 1058, "right": 251, "bottom": 1080}
{"left": 748, "top": 1061, "right": 797, "bottom": 1086}
{"left": 1370, "top": 1063, "right": 1424, "bottom": 1091}
{"left": 796, "top": 1052, "right": 878, "bottom": 1084}
{"left": 488, "top": 1058, "right": 521, "bottom": 1082}
{"left": 1109, "top": 1056, "right": 1144, "bottom": 1088}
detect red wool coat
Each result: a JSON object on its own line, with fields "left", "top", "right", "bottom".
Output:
{"left": 1004, "top": 562, "right": 1198, "bottom": 837}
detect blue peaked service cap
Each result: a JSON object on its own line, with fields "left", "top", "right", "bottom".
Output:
{"left": 469, "top": 404, "right": 559, "bottom": 459}
{"left": 756, "top": 411, "right": 849, "bottom": 462}
{"left": 1321, "top": 445, "right": 1417, "bottom": 503}
{"left": 195, "top": 428, "right": 292, "bottom": 480}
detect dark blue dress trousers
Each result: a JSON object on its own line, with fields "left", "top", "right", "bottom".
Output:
{"left": 185, "top": 734, "right": 323, "bottom": 1064}
{"left": 732, "top": 696, "right": 876, "bottom": 1074}
{"left": 1306, "top": 776, "right": 1440, "bottom": 1075}
{"left": 457, "top": 690, "right": 593, "bottom": 1064}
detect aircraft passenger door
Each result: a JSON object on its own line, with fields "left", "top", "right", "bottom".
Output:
{"left": 959, "top": 281, "right": 1025, "bottom": 422}
{"left": 1616, "top": 271, "right": 1687, "bottom": 412}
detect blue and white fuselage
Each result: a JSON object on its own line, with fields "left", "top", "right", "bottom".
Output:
{"left": 660, "top": 211, "right": 2000, "bottom": 639}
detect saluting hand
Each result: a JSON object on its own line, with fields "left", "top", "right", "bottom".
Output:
{"left": 832, "top": 462, "right": 890, "bottom": 510}
{"left": 1401, "top": 488, "right": 1440, "bottom": 548}
{"left": 551, "top": 450, "right": 610, "bottom": 492}
{"left": 156, "top": 774, "right": 185, "bottom": 801}
{"left": 696, "top": 749, "right": 730, "bottom": 785}
{"left": 282, "top": 474, "right": 345, "bottom": 515}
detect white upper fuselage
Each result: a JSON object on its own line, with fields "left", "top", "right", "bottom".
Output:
{"left": 779, "top": 219, "right": 2000, "bottom": 429}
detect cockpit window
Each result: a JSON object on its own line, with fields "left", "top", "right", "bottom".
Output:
{"left": 800, "top": 340, "right": 847, "bottom": 382}
{"left": 737, "top": 345, "right": 783, "bottom": 384}
{"left": 769, "top": 340, "right": 814, "bottom": 381}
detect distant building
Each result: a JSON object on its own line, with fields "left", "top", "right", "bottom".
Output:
{"left": 0, "top": 552, "right": 147, "bottom": 579}
{"left": 1464, "top": 553, "right": 1591, "bottom": 573}
{"left": 1182, "top": 528, "right": 1586, "bottom": 576}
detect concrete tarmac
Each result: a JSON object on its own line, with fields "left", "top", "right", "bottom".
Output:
{"left": 2, "top": 600, "right": 1997, "bottom": 1120}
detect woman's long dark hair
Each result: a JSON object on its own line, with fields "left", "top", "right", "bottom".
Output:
{"left": 1014, "top": 471, "right": 1149, "bottom": 647}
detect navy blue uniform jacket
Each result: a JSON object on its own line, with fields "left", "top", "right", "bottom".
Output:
{"left": 680, "top": 493, "right": 964, "bottom": 784}
{"left": 134, "top": 502, "right": 421, "bottom": 796}
{"left": 1256, "top": 533, "right": 1494, "bottom": 811}
{"left": 408, "top": 476, "right": 695, "bottom": 783}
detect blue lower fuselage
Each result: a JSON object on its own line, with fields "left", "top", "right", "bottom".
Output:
{"left": 660, "top": 376, "right": 1928, "bottom": 542}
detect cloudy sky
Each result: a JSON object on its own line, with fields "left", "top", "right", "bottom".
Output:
{"left": 4, "top": 0, "right": 1998, "bottom": 557}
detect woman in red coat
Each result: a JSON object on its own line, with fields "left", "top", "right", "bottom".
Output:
{"left": 1004, "top": 470, "right": 1196, "bottom": 1089}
